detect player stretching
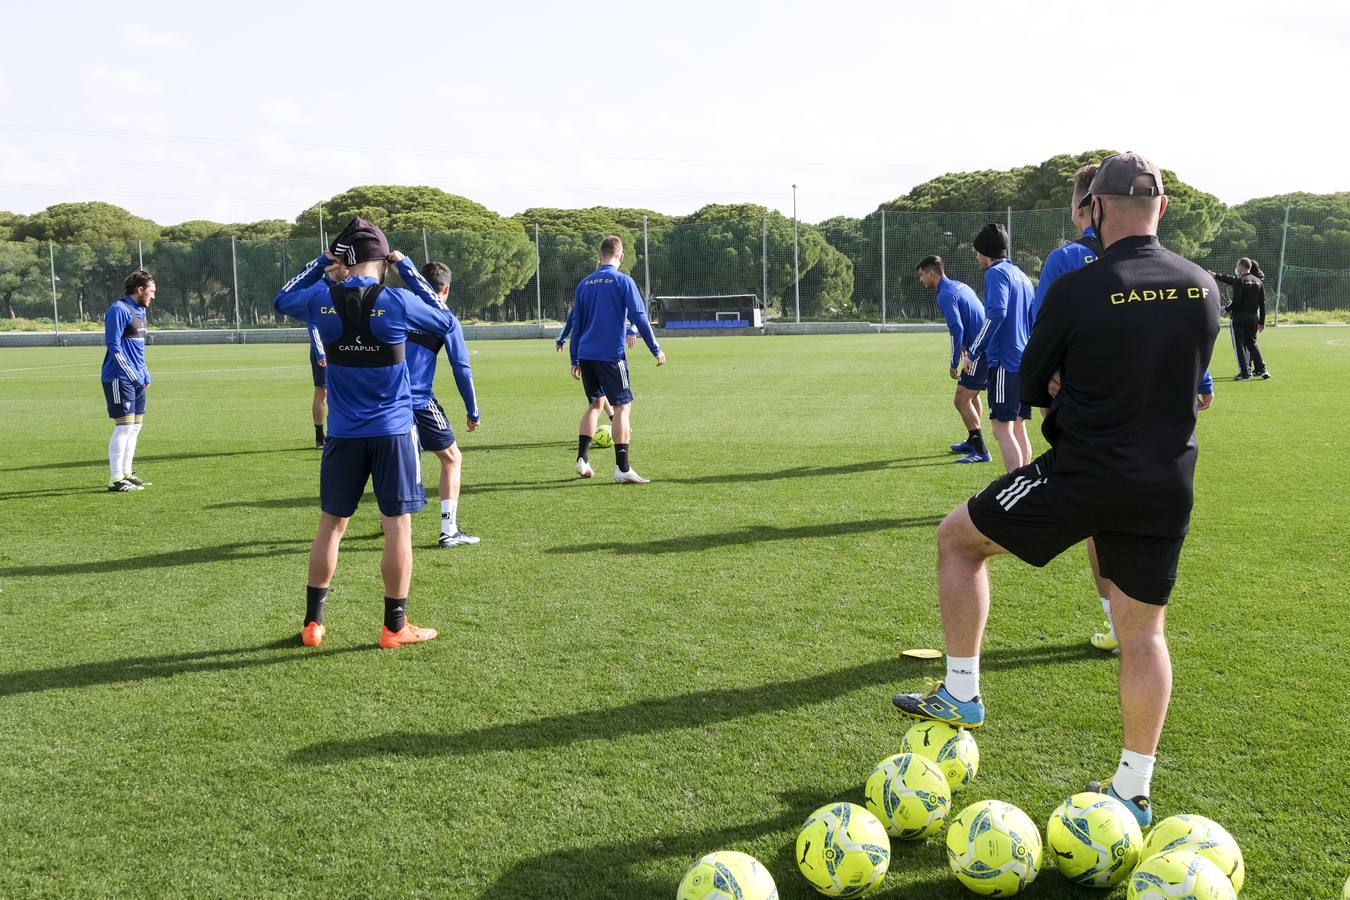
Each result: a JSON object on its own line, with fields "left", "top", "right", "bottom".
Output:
{"left": 964, "top": 224, "right": 1035, "bottom": 473}
{"left": 275, "top": 217, "right": 450, "bottom": 650}
{"left": 307, "top": 324, "right": 328, "bottom": 449}
{"left": 568, "top": 235, "right": 665, "bottom": 483}
{"left": 102, "top": 269, "right": 155, "bottom": 492}
{"left": 893, "top": 153, "right": 1221, "bottom": 827}
{"left": 407, "top": 261, "right": 481, "bottom": 548}
{"left": 919, "top": 255, "right": 990, "bottom": 463}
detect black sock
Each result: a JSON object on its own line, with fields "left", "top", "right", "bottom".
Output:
{"left": 384, "top": 597, "right": 406, "bottom": 632}
{"left": 577, "top": 434, "right": 593, "bottom": 463}
{"left": 305, "top": 585, "right": 328, "bottom": 626}
{"left": 615, "top": 443, "right": 630, "bottom": 472}
{"left": 607, "top": 412, "right": 614, "bottom": 421}
{"left": 968, "top": 428, "right": 986, "bottom": 453}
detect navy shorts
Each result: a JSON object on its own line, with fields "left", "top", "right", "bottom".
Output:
{"left": 320, "top": 431, "right": 426, "bottom": 518}
{"left": 103, "top": 378, "right": 146, "bottom": 420}
{"left": 988, "top": 366, "right": 1032, "bottom": 421}
{"left": 958, "top": 356, "right": 988, "bottom": 391}
{"left": 413, "top": 398, "right": 456, "bottom": 452}
{"left": 579, "top": 358, "right": 633, "bottom": 406}
{"left": 966, "top": 454, "right": 1186, "bottom": 605}
{"left": 311, "top": 358, "right": 327, "bottom": 388}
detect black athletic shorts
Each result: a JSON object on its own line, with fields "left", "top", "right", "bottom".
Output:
{"left": 578, "top": 358, "right": 633, "bottom": 406}
{"left": 965, "top": 453, "right": 1187, "bottom": 605}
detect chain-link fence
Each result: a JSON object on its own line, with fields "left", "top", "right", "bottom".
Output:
{"left": 3, "top": 205, "right": 1347, "bottom": 331}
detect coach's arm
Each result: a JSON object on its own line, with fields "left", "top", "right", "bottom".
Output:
{"left": 1019, "top": 277, "right": 1071, "bottom": 408}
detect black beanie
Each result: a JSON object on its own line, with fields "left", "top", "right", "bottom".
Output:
{"left": 330, "top": 217, "right": 390, "bottom": 266}
{"left": 972, "top": 223, "right": 1009, "bottom": 258}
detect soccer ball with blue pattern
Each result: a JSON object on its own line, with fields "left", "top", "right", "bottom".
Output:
{"left": 592, "top": 423, "right": 614, "bottom": 448}
{"left": 1141, "top": 814, "right": 1245, "bottom": 893}
{"left": 900, "top": 720, "right": 979, "bottom": 791}
{"left": 1045, "top": 791, "right": 1143, "bottom": 888}
{"left": 946, "top": 799, "right": 1042, "bottom": 896}
{"left": 1128, "top": 850, "right": 1236, "bottom": 900}
{"left": 863, "top": 752, "right": 951, "bottom": 840}
{"left": 677, "top": 850, "right": 778, "bottom": 900}
{"left": 795, "top": 802, "right": 891, "bottom": 896}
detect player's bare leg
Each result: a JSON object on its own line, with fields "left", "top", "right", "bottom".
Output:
{"left": 435, "top": 443, "right": 478, "bottom": 546}
{"left": 955, "top": 388, "right": 981, "bottom": 431}
{"left": 575, "top": 397, "right": 605, "bottom": 478}
{"left": 378, "top": 512, "right": 436, "bottom": 648}
{"left": 1013, "top": 418, "right": 1033, "bottom": 466}
{"left": 611, "top": 402, "right": 648, "bottom": 483}
{"left": 302, "top": 512, "right": 349, "bottom": 646}
{"left": 990, "top": 420, "right": 1024, "bottom": 472}
{"left": 1087, "top": 538, "right": 1118, "bottom": 651}
{"left": 312, "top": 387, "right": 327, "bottom": 448}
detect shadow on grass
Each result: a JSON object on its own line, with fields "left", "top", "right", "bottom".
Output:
{"left": 661, "top": 455, "right": 955, "bottom": 487}
{"left": 0, "top": 446, "right": 312, "bottom": 474}
{"left": 0, "top": 637, "right": 376, "bottom": 698}
{"left": 289, "top": 642, "right": 1095, "bottom": 767}
{"left": 0, "top": 533, "right": 380, "bottom": 578}
{"left": 0, "top": 487, "right": 109, "bottom": 503}
{"left": 547, "top": 515, "right": 945, "bottom": 556}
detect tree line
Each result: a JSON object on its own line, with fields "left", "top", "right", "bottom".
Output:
{"left": 2, "top": 150, "right": 1347, "bottom": 324}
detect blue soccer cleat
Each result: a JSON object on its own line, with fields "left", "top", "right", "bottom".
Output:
{"left": 892, "top": 682, "right": 985, "bottom": 728}
{"left": 955, "top": 451, "right": 992, "bottom": 464}
{"left": 1086, "top": 777, "right": 1152, "bottom": 828}
{"left": 950, "top": 440, "right": 976, "bottom": 454}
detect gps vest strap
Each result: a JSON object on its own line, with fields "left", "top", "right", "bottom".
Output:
{"left": 406, "top": 331, "right": 445, "bottom": 354}
{"left": 322, "top": 284, "right": 405, "bottom": 368}
{"left": 1070, "top": 233, "right": 1103, "bottom": 258}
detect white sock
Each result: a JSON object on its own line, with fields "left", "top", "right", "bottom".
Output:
{"left": 944, "top": 655, "right": 980, "bottom": 702}
{"left": 109, "top": 425, "right": 134, "bottom": 481}
{"left": 1100, "top": 596, "right": 1115, "bottom": 636}
{"left": 121, "top": 422, "right": 142, "bottom": 476}
{"left": 1112, "top": 749, "right": 1155, "bottom": 799}
{"left": 441, "top": 499, "right": 457, "bottom": 535}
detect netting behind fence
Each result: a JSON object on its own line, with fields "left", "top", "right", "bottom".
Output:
{"left": 3, "top": 206, "right": 1347, "bottom": 329}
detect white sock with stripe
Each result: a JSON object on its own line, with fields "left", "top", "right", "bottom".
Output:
{"left": 109, "top": 425, "right": 134, "bottom": 481}
{"left": 1112, "top": 749, "right": 1155, "bottom": 800}
{"left": 944, "top": 655, "right": 980, "bottom": 702}
{"left": 441, "top": 499, "right": 457, "bottom": 536}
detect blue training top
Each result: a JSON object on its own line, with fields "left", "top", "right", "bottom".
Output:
{"left": 274, "top": 254, "right": 450, "bottom": 438}
{"left": 935, "top": 276, "right": 986, "bottom": 369}
{"left": 568, "top": 264, "right": 660, "bottom": 365}
{"left": 1031, "top": 227, "right": 1099, "bottom": 323}
{"left": 967, "top": 258, "right": 1035, "bottom": 372}
{"left": 407, "top": 311, "right": 479, "bottom": 421}
{"left": 308, "top": 323, "right": 326, "bottom": 364}
{"left": 101, "top": 296, "right": 151, "bottom": 384}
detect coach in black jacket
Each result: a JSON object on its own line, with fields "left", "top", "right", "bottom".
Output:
{"left": 1211, "top": 258, "right": 1269, "bottom": 380}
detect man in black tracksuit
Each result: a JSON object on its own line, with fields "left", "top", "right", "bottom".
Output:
{"left": 1211, "top": 258, "right": 1269, "bottom": 379}
{"left": 891, "top": 153, "right": 1220, "bottom": 828}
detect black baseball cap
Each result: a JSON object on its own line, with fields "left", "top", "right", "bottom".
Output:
{"left": 1077, "top": 152, "right": 1165, "bottom": 207}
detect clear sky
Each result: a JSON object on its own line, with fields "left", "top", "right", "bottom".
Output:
{"left": 2, "top": 0, "right": 1344, "bottom": 227}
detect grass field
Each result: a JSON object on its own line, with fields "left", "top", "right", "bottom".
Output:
{"left": 2, "top": 328, "right": 1347, "bottom": 899}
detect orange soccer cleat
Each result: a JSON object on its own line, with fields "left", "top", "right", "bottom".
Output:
{"left": 379, "top": 623, "right": 439, "bottom": 649}
{"left": 301, "top": 622, "right": 326, "bottom": 647}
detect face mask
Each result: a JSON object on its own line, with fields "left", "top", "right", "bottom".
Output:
{"left": 1234, "top": 268, "right": 1241, "bottom": 276}
{"left": 1090, "top": 199, "right": 1105, "bottom": 241}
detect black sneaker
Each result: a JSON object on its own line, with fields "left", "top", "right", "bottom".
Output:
{"left": 1232, "top": 374, "right": 1251, "bottom": 382}
{"left": 123, "top": 472, "right": 151, "bottom": 487}
{"left": 1257, "top": 370, "right": 1272, "bottom": 380}
{"left": 107, "top": 478, "right": 143, "bottom": 493}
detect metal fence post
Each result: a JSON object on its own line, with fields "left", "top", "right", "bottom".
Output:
{"left": 761, "top": 214, "right": 769, "bottom": 315}
{"left": 138, "top": 239, "right": 144, "bottom": 270}
{"left": 1274, "top": 201, "right": 1290, "bottom": 325}
{"left": 534, "top": 223, "right": 542, "bottom": 327}
{"left": 231, "top": 236, "right": 241, "bottom": 334}
{"left": 49, "top": 241, "right": 59, "bottom": 335}
{"left": 642, "top": 216, "right": 651, "bottom": 299}
{"left": 1006, "top": 206, "right": 1013, "bottom": 260}
{"left": 422, "top": 227, "right": 430, "bottom": 265}
{"left": 318, "top": 206, "right": 325, "bottom": 253}
{"left": 880, "top": 209, "right": 887, "bottom": 328}
{"left": 792, "top": 184, "right": 800, "bottom": 323}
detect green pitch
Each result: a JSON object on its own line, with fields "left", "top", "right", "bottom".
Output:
{"left": 1, "top": 329, "right": 1346, "bottom": 898}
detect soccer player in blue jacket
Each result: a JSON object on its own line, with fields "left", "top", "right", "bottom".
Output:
{"left": 920, "top": 255, "right": 991, "bottom": 463}
{"left": 274, "top": 217, "right": 450, "bottom": 650}
{"left": 410, "top": 261, "right": 481, "bottom": 548}
{"left": 556, "top": 305, "right": 638, "bottom": 422}
{"left": 964, "top": 223, "right": 1036, "bottom": 473}
{"left": 101, "top": 269, "right": 155, "bottom": 492}
{"left": 569, "top": 235, "right": 665, "bottom": 483}
{"left": 308, "top": 324, "right": 327, "bottom": 449}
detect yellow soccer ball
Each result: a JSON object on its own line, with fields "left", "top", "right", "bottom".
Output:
{"left": 864, "top": 752, "right": 951, "bottom": 840}
{"left": 677, "top": 850, "right": 778, "bottom": 900}
{"left": 1045, "top": 791, "right": 1143, "bottom": 888}
{"left": 1141, "top": 814, "right": 1245, "bottom": 893}
{"left": 1342, "top": 873, "right": 1349, "bottom": 899}
{"left": 900, "top": 720, "right": 979, "bottom": 791}
{"left": 795, "top": 802, "right": 891, "bottom": 896}
{"left": 1128, "top": 850, "right": 1236, "bottom": 900}
{"left": 946, "top": 799, "right": 1042, "bottom": 896}
{"left": 592, "top": 423, "right": 614, "bottom": 448}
